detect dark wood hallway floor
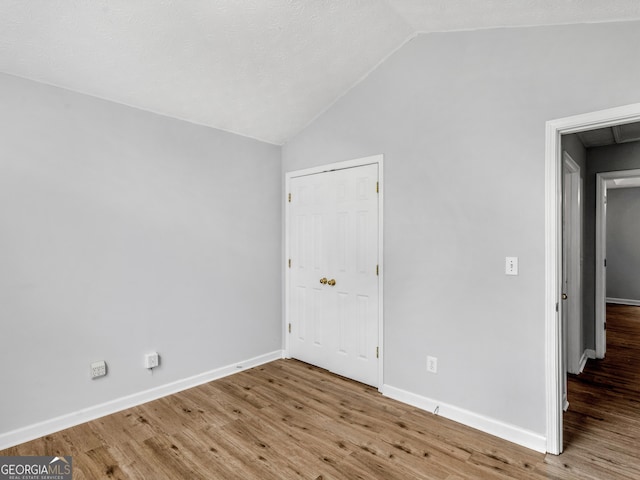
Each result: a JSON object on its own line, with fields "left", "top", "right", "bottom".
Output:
{"left": 2, "top": 304, "right": 639, "bottom": 478}
{"left": 549, "top": 303, "right": 640, "bottom": 479}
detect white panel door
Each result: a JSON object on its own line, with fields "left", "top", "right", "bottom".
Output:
{"left": 562, "top": 153, "right": 583, "bottom": 378}
{"left": 289, "top": 163, "right": 379, "bottom": 386}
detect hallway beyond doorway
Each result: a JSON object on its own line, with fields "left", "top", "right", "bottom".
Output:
{"left": 557, "top": 304, "right": 640, "bottom": 479}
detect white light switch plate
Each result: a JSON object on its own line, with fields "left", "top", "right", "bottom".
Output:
{"left": 505, "top": 257, "right": 518, "bottom": 275}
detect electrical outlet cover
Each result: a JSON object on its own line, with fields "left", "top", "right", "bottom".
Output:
{"left": 427, "top": 356, "right": 438, "bottom": 374}
{"left": 505, "top": 256, "right": 519, "bottom": 275}
{"left": 145, "top": 352, "right": 159, "bottom": 369}
{"left": 90, "top": 360, "right": 107, "bottom": 379}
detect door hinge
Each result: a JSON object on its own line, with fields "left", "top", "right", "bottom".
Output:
{"left": 376, "top": 346, "right": 379, "bottom": 358}
{"left": 604, "top": 322, "right": 606, "bottom": 331}
{"left": 288, "top": 323, "right": 291, "bottom": 333}
{"left": 376, "top": 264, "right": 379, "bottom": 276}
{"left": 376, "top": 181, "right": 379, "bottom": 193}
{"left": 288, "top": 258, "right": 291, "bottom": 268}
{"left": 288, "top": 193, "right": 292, "bottom": 203}
{"left": 604, "top": 258, "right": 607, "bottom": 267}
{"left": 555, "top": 302, "right": 559, "bottom": 313}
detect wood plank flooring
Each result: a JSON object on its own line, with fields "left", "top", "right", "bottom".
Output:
{"left": 549, "top": 304, "right": 640, "bottom": 480}
{"left": 2, "top": 304, "right": 639, "bottom": 478}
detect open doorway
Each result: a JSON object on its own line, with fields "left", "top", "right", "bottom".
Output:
{"left": 545, "top": 103, "right": 640, "bottom": 455}
{"left": 595, "top": 170, "right": 640, "bottom": 358}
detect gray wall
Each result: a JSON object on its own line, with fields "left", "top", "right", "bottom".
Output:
{"left": 283, "top": 21, "right": 640, "bottom": 435}
{"left": 562, "top": 134, "right": 587, "bottom": 173}
{"left": 606, "top": 187, "right": 640, "bottom": 301}
{"left": 0, "top": 73, "right": 282, "bottom": 435}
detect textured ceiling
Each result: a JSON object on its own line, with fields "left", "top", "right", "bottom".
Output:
{"left": 1, "top": 1, "right": 640, "bottom": 145}
{"left": 389, "top": 0, "right": 640, "bottom": 32}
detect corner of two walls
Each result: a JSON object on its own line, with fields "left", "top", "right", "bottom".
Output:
{"left": 0, "top": 73, "right": 283, "bottom": 446}
{"left": 6, "top": 17, "right": 640, "bottom": 453}
{"left": 284, "top": 20, "right": 640, "bottom": 448}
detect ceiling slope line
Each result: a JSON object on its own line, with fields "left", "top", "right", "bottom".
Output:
{"left": 283, "top": 31, "right": 419, "bottom": 146}
{"left": 0, "top": 71, "right": 283, "bottom": 146}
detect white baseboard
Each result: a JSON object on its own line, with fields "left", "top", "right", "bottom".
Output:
{"left": 606, "top": 297, "right": 640, "bottom": 306}
{"left": 578, "top": 349, "right": 596, "bottom": 373}
{"left": 578, "top": 351, "right": 588, "bottom": 373}
{"left": 0, "top": 350, "right": 284, "bottom": 450}
{"left": 381, "top": 385, "right": 546, "bottom": 453}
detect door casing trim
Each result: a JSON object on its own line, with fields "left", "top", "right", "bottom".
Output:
{"left": 284, "top": 154, "right": 384, "bottom": 390}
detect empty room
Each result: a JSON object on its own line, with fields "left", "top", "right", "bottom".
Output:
{"left": 2, "top": 1, "right": 640, "bottom": 479}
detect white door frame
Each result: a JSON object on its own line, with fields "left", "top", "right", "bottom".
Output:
{"left": 284, "top": 154, "right": 384, "bottom": 390}
{"left": 562, "top": 152, "right": 582, "bottom": 377}
{"left": 545, "top": 102, "right": 640, "bottom": 455}
{"left": 595, "top": 169, "right": 640, "bottom": 358}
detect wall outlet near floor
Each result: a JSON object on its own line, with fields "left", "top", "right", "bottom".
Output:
{"left": 90, "top": 360, "right": 107, "bottom": 379}
{"left": 144, "top": 352, "right": 159, "bottom": 369}
{"left": 427, "top": 356, "right": 438, "bottom": 374}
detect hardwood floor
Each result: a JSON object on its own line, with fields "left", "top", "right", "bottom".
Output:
{"left": 2, "top": 304, "right": 639, "bottom": 479}
{"left": 551, "top": 304, "right": 640, "bottom": 480}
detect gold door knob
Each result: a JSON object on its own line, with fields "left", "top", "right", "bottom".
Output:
{"left": 562, "top": 293, "right": 568, "bottom": 300}
{"left": 320, "top": 277, "right": 328, "bottom": 284}
{"left": 327, "top": 279, "right": 336, "bottom": 286}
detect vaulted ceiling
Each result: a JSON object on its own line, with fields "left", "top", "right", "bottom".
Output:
{"left": 2, "top": 1, "right": 639, "bottom": 145}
